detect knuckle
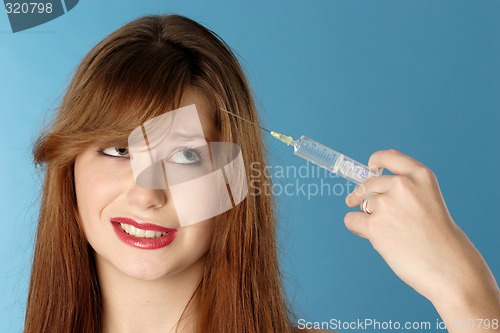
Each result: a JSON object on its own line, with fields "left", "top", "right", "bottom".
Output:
{"left": 386, "top": 148, "right": 399, "bottom": 154}
{"left": 369, "top": 150, "right": 382, "bottom": 161}
{"left": 392, "top": 174, "right": 412, "bottom": 190}
{"left": 414, "top": 165, "right": 436, "bottom": 182}
{"left": 353, "top": 184, "right": 369, "bottom": 197}
{"left": 369, "top": 149, "right": 387, "bottom": 165}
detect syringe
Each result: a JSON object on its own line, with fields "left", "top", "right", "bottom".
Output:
{"left": 270, "top": 131, "right": 382, "bottom": 185}
{"left": 220, "top": 108, "right": 382, "bottom": 184}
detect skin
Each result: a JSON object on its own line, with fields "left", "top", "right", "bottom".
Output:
{"left": 344, "top": 149, "right": 500, "bottom": 333}
{"left": 74, "top": 89, "right": 218, "bottom": 333}
{"left": 75, "top": 89, "right": 499, "bottom": 332}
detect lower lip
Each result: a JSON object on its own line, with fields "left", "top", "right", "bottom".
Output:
{"left": 111, "top": 223, "right": 178, "bottom": 250}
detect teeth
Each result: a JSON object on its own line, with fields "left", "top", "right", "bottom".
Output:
{"left": 136, "top": 228, "right": 146, "bottom": 237}
{"left": 119, "top": 223, "right": 167, "bottom": 239}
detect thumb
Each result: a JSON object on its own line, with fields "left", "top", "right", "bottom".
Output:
{"left": 344, "top": 212, "right": 370, "bottom": 239}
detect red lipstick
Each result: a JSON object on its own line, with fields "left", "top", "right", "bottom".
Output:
{"left": 110, "top": 217, "right": 178, "bottom": 250}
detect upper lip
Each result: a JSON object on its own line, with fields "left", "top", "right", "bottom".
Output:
{"left": 110, "top": 217, "right": 176, "bottom": 233}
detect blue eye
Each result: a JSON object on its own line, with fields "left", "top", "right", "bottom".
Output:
{"left": 100, "top": 147, "right": 129, "bottom": 158}
{"left": 169, "top": 147, "right": 201, "bottom": 164}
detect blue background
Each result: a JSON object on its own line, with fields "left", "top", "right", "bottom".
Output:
{"left": 1, "top": 1, "right": 499, "bottom": 331}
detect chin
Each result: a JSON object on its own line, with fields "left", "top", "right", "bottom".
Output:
{"left": 117, "top": 253, "right": 206, "bottom": 281}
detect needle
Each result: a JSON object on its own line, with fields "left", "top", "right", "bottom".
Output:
{"left": 220, "top": 108, "right": 271, "bottom": 133}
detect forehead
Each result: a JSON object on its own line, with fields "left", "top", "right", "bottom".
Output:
{"left": 177, "top": 89, "right": 218, "bottom": 142}
{"left": 77, "top": 86, "right": 220, "bottom": 151}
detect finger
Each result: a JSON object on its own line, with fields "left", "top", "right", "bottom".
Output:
{"left": 368, "top": 149, "right": 424, "bottom": 175}
{"left": 345, "top": 175, "right": 392, "bottom": 207}
{"left": 344, "top": 212, "right": 370, "bottom": 239}
{"left": 358, "top": 192, "right": 380, "bottom": 215}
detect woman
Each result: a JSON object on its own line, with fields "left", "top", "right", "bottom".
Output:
{"left": 25, "top": 14, "right": 499, "bottom": 333}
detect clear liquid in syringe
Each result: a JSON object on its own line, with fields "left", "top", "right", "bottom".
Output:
{"left": 216, "top": 108, "right": 381, "bottom": 185}
{"left": 271, "top": 132, "right": 382, "bottom": 185}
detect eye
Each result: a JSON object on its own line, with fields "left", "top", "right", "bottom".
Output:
{"left": 100, "top": 147, "right": 129, "bottom": 158}
{"left": 169, "top": 147, "right": 201, "bottom": 165}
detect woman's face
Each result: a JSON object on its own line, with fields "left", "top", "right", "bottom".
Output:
{"left": 74, "top": 90, "right": 218, "bottom": 281}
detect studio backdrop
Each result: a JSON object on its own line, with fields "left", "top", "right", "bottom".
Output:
{"left": 1, "top": 1, "right": 499, "bottom": 331}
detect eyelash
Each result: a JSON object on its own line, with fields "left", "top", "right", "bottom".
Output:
{"left": 97, "top": 147, "right": 129, "bottom": 159}
{"left": 97, "top": 146, "right": 204, "bottom": 163}
{"left": 171, "top": 145, "right": 203, "bottom": 165}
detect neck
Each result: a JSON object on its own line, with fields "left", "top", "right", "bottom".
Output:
{"left": 97, "top": 255, "right": 205, "bottom": 333}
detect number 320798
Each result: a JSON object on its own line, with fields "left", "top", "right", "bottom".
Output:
{"left": 5, "top": 2, "right": 53, "bottom": 14}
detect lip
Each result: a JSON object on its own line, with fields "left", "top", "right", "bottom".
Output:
{"left": 110, "top": 217, "right": 178, "bottom": 250}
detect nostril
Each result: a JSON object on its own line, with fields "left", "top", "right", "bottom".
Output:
{"left": 126, "top": 186, "right": 167, "bottom": 210}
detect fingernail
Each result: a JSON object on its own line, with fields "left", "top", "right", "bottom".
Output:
{"left": 345, "top": 194, "right": 351, "bottom": 205}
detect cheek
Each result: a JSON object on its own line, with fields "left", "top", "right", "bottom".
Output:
{"left": 177, "top": 218, "right": 215, "bottom": 262}
{"left": 74, "top": 157, "right": 129, "bottom": 230}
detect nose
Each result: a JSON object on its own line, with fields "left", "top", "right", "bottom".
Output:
{"left": 126, "top": 185, "right": 168, "bottom": 210}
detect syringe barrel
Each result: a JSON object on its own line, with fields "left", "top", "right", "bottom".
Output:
{"left": 292, "top": 135, "right": 382, "bottom": 185}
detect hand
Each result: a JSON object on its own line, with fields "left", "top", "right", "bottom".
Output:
{"left": 344, "top": 149, "right": 499, "bottom": 330}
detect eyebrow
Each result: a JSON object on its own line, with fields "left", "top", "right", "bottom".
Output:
{"left": 167, "top": 131, "right": 207, "bottom": 142}
{"left": 138, "top": 130, "right": 209, "bottom": 153}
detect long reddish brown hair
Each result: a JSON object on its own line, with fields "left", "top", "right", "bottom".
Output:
{"left": 25, "top": 15, "right": 303, "bottom": 333}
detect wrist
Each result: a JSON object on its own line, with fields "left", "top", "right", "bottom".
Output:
{"left": 431, "top": 287, "right": 500, "bottom": 333}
